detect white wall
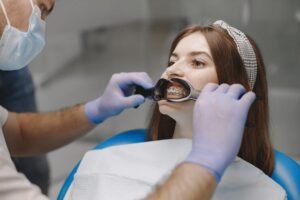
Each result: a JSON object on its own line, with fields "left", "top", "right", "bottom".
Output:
{"left": 47, "top": 0, "right": 148, "bottom": 35}
{"left": 269, "top": 88, "right": 300, "bottom": 155}
{"left": 30, "top": 0, "right": 148, "bottom": 85}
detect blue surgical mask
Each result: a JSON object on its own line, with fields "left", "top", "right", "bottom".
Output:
{"left": 0, "top": 0, "right": 46, "bottom": 71}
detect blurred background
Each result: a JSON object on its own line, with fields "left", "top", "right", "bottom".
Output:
{"left": 27, "top": 0, "right": 300, "bottom": 198}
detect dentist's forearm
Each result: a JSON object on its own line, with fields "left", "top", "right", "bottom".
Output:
{"left": 146, "top": 163, "right": 216, "bottom": 200}
{"left": 4, "top": 104, "right": 95, "bottom": 156}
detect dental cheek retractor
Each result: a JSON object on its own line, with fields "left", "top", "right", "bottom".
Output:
{"left": 134, "top": 78, "right": 201, "bottom": 102}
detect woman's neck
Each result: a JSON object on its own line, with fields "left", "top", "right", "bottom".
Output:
{"left": 173, "top": 119, "right": 193, "bottom": 139}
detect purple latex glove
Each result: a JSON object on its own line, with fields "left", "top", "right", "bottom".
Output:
{"left": 85, "top": 72, "right": 153, "bottom": 124}
{"left": 185, "top": 83, "right": 256, "bottom": 181}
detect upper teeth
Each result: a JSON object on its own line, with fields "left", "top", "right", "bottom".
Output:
{"left": 167, "top": 86, "right": 187, "bottom": 96}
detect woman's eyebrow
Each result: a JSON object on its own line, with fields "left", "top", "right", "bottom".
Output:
{"left": 189, "top": 51, "right": 212, "bottom": 60}
{"left": 170, "top": 53, "right": 178, "bottom": 58}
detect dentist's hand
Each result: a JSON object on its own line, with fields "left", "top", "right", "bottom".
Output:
{"left": 185, "top": 83, "right": 256, "bottom": 181}
{"left": 85, "top": 72, "right": 153, "bottom": 124}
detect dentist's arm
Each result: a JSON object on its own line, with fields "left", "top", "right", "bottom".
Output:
{"left": 147, "top": 163, "right": 216, "bottom": 200}
{"left": 147, "top": 83, "right": 256, "bottom": 200}
{"left": 3, "top": 72, "right": 153, "bottom": 156}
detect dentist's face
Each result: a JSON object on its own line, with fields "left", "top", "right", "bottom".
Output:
{"left": 159, "top": 32, "right": 219, "bottom": 121}
{"left": 0, "top": 0, "right": 55, "bottom": 34}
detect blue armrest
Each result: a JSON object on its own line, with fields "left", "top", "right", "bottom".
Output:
{"left": 271, "top": 150, "right": 300, "bottom": 200}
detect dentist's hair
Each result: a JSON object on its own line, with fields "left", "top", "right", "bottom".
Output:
{"left": 147, "top": 24, "right": 274, "bottom": 176}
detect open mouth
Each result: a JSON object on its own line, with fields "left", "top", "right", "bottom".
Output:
{"left": 134, "top": 78, "right": 198, "bottom": 102}
{"left": 166, "top": 81, "right": 189, "bottom": 100}
{"left": 152, "top": 78, "right": 193, "bottom": 101}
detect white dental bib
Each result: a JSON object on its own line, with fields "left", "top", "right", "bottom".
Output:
{"left": 68, "top": 139, "right": 286, "bottom": 200}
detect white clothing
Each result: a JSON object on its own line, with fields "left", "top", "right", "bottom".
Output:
{"left": 0, "top": 106, "right": 48, "bottom": 200}
{"left": 71, "top": 139, "right": 287, "bottom": 200}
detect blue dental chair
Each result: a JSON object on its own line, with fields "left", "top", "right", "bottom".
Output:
{"left": 57, "top": 129, "right": 300, "bottom": 200}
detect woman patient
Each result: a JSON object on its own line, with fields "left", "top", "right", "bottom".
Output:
{"left": 69, "top": 20, "right": 286, "bottom": 200}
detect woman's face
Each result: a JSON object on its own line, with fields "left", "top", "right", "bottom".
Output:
{"left": 158, "top": 32, "right": 219, "bottom": 122}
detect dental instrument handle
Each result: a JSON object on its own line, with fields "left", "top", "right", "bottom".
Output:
{"left": 134, "top": 85, "right": 155, "bottom": 99}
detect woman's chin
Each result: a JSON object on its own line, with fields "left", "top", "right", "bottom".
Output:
{"left": 158, "top": 100, "right": 179, "bottom": 115}
{"left": 158, "top": 100, "right": 193, "bottom": 118}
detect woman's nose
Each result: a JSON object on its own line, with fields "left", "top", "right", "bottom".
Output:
{"left": 166, "top": 63, "right": 184, "bottom": 78}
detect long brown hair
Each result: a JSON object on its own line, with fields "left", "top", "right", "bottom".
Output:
{"left": 147, "top": 25, "right": 274, "bottom": 176}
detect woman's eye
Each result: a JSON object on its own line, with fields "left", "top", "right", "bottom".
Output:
{"left": 168, "top": 61, "right": 175, "bottom": 66}
{"left": 191, "top": 60, "right": 205, "bottom": 68}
